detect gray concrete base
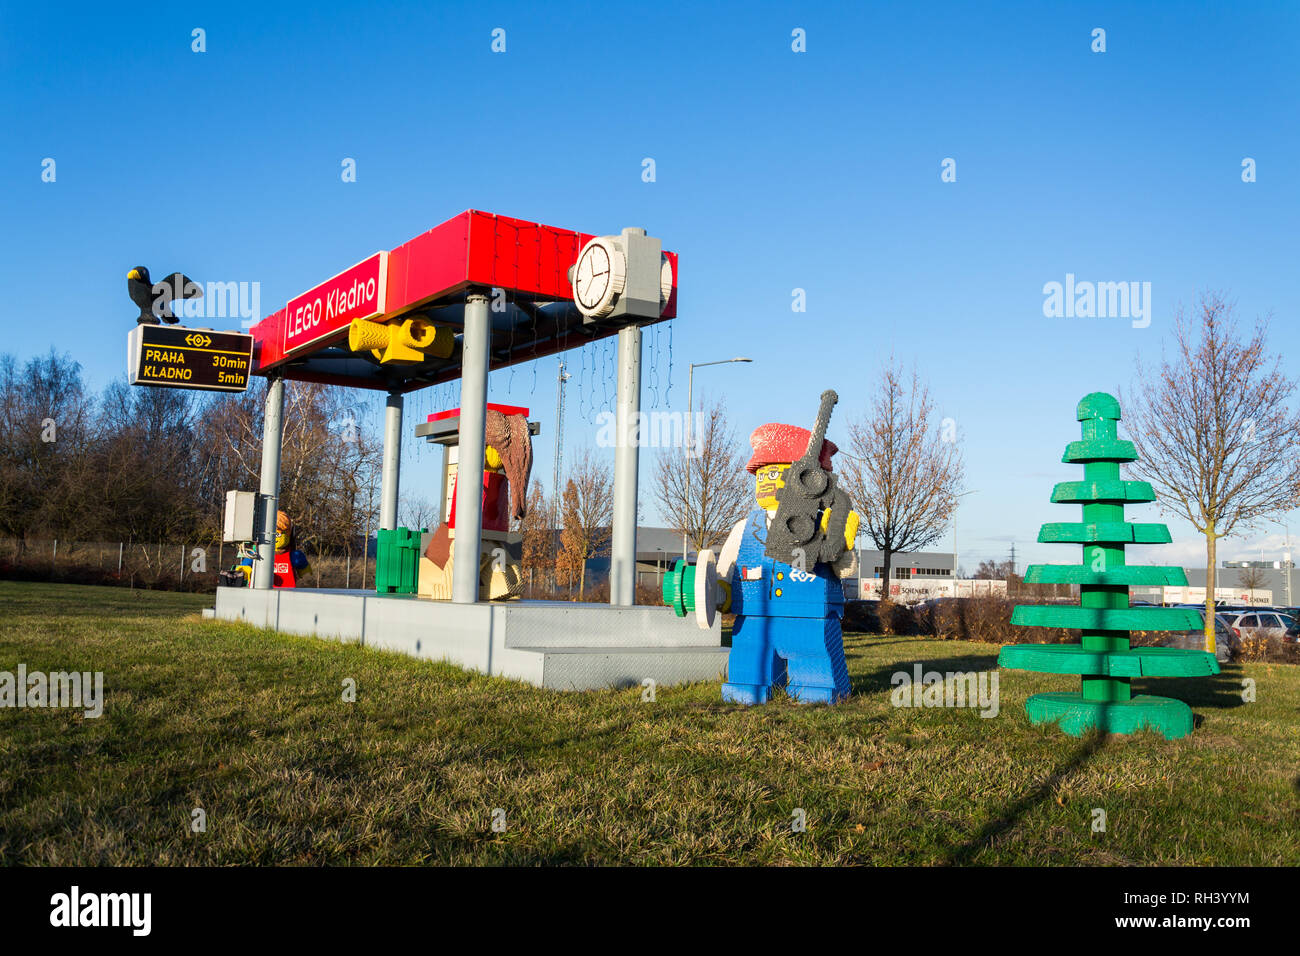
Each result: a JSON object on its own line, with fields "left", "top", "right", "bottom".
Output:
{"left": 212, "top": 588, "right": 728, "bottom": 691}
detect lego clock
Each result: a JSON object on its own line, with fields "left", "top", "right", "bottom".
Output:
{"left": 569, "top": 228, "right": 674, "bottom": 322}
{"left": 571, "top": 236, "right": 626, "bottom": 319}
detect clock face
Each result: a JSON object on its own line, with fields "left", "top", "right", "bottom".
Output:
{"left": 659, "top": 254, "right": 673, "bottom": 313}
{"left": 571, "top": 237, "right": 625, "bottom": 318}
{"left": 573, "top": 244, "right": 611, "bottom": 311}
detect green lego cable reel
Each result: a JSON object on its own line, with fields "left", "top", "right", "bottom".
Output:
{"left": 663, "top": 559, "right": 698, "bottom": 617}
{"left": 663, "top": 553, "right": 719, "bottom": 629}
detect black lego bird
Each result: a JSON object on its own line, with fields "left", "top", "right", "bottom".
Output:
{"left": 127, "top": 266, "right": 203, "bottom": 325}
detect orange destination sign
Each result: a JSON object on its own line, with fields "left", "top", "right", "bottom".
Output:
{"left": 127, "top": 325, "right": 255, "bottom": 392}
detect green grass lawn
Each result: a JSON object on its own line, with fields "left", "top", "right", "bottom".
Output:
{"left": 1, "top": 580, "right": 1296, "bottom": 865}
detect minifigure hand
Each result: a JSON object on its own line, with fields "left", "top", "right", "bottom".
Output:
{"left": 844, "top": 510, "right": 860, "bottom": 550}
{"left": 819, "top": 508, "right": 861, "bottom": 551}
{"left": 832, "top": 548, "right": 857, "bottom": 579}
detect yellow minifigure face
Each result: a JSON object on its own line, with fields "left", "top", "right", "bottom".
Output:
{"left": 755, "top": 463, "right": 791, "bottom": 510}
{"left": 275, "top": 511, "right": 291, "bottom": 552}
{"left": 485, "top": 444, "right": 503, "bottom": 472}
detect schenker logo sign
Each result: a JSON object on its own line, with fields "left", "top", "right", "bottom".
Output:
{"left": 283, "top": 251, "right": 388, "bottom": 355}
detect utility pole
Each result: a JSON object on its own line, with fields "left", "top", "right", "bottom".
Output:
{"left": 950, "top": 489, "right": 979, "bottom": 586}
{"left": 552, "top": 360, "right": 571, "bottom": 528}
{"left": 1009, "top": 542, "right": 1017, "bottom": 576}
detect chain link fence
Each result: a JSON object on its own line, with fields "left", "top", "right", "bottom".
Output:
{"left": 0, "top": 538, "right": 376, "bottom": 592}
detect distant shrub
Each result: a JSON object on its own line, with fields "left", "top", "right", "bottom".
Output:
{"left": 845, "top": 596, "right": 1073, "bottom": 644}
{"left": 1237, "top": 634, "right": 1300, "bottom": 665}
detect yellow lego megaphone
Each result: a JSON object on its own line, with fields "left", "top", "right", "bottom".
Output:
{"left": 348, "top": 317, "right": 454, "bottom": 364}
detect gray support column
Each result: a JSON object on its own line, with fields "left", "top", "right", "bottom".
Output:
{"left": 380, "top": 390, "right": 403, "bottom": 530}
{"left": 610, "top": 324, "right": 642, "bottom": 605}
{"left": 452, "top": 293, "right": 491, "bottom": 603}
{"left": 253, "top": 376, "right": 285, "bottom": 590}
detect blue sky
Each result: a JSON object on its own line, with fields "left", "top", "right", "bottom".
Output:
{"left": 3, "top": 0, "right": 1298, "bottom": 572}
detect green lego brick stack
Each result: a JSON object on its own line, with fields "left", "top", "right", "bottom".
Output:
{"left": 997, "top": 392, "right": 1219, "bottom": 739}
{"left": 375, "top": 526, "right": 425, "bottom": 594}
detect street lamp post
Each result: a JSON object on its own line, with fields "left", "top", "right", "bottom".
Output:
{"left": 951, "top": 489, "right": 979, "bottom": 593}
{"left": 1283, "top": 521, "right": 1293, "bottom": 606}
{"left": 683, "top": 357, "right": 753, "bottom": 561}
{"left": 855, "top": 537, "right": 861, "bottom": 599}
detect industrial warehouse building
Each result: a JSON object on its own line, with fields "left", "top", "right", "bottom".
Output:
{"left": 1140, "top": 562, "right": 1296, "bottom": 607}
{"left": 630, "top": 539, "right": 967, "bottom": 597}
{"left": 631, "top": 540, "right": 1001, "bottom": 601}
{"left": 609, "top": 533, "right": 1295, "bottom": 607}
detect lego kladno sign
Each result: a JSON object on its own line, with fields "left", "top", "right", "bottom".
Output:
{"left": 127, "top": 324, "right": 254, "bottom": 392}
{"left": 282, "top": 251, "right": 388, "bottom": 356}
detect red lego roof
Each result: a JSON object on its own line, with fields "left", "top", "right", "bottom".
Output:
{"left": 428, "top": 404, "right": 530, "bottom": 421}
{"left": 248, "top": 210, "right": 677, "bottom": 393}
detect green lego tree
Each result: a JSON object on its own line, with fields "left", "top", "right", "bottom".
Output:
{"left": 998, "top": 392, "right": 1219, "bottom": 740}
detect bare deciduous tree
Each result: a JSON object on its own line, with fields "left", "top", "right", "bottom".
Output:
{"left": 399, "top": 494, "right": 437, "bottom": 532}
{"left": 1124, "top": 292, "right": 1300, "bottom": 654}
{"left": 1237, "top": 565, "right": 1268, "bottom": 592}
{"left": 653, "top": 396, "right": 750, "bottom": 557}
{"left": 0, "top": 350, "right": 385, "bottom": 586}
{"left": 0, "top": 350, "right": 94, "bottom": 546}
{"left": 556, "top": 452, "right": 613, "bottom": 600}
{"left": 201, "top": 380, "right": 381, "bottom": 570}
{"left": 974, "top": 559, "right": 1015, "bottom": 580}
{"left": 515, "top": 480, "right": 552, "bottom": 595}
{"left": 840, "top": 360, "right": 965, "bottom": 593}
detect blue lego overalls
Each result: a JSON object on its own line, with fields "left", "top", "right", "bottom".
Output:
{"left": 721, "top": 509, "right": 851, "bottom": 705}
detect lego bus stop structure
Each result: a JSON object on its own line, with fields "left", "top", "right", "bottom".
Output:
{"left": 212, "top": 210, "right": 728, "bottom": 690}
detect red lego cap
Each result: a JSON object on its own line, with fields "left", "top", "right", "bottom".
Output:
{"left": 746, "top": 423, "right": 838, "bottom": 474}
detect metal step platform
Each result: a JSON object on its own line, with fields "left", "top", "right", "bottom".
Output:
{"left": 211, "top": 587, "right": 727, "bottom": 691}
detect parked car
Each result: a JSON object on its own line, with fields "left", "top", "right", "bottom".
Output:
{"left": 1221, "top": 609, "right": 1295, "bottom": 642}
{"left": 1161, "top": 611, "right": 1239, "bottom": 663}
{"left": 1216, "top": 604, "right": 1254, "bottom": 614}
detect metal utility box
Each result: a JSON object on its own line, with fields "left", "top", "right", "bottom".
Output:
{"left": 224, "top": 490, "right": 258, "bottom": 542}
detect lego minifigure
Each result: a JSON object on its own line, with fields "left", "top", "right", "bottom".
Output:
{"left": 237, "top": 510, "right": 310, "bottom": 588}
{"left": 716, "top": 422, "right": 860, "bottom": 705}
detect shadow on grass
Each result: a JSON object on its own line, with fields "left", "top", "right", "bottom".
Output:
{"left": 843, "top": 636, "right": 932, "bottom": 648}
{"left": 850, "top": 654, "right": 1000, "bottom": 696}
{"left": 943, "top": 731, "right": 1108, "bottom": 865}
{"left": 1135, "top": 664, "right": 1248, "bottom": 713}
